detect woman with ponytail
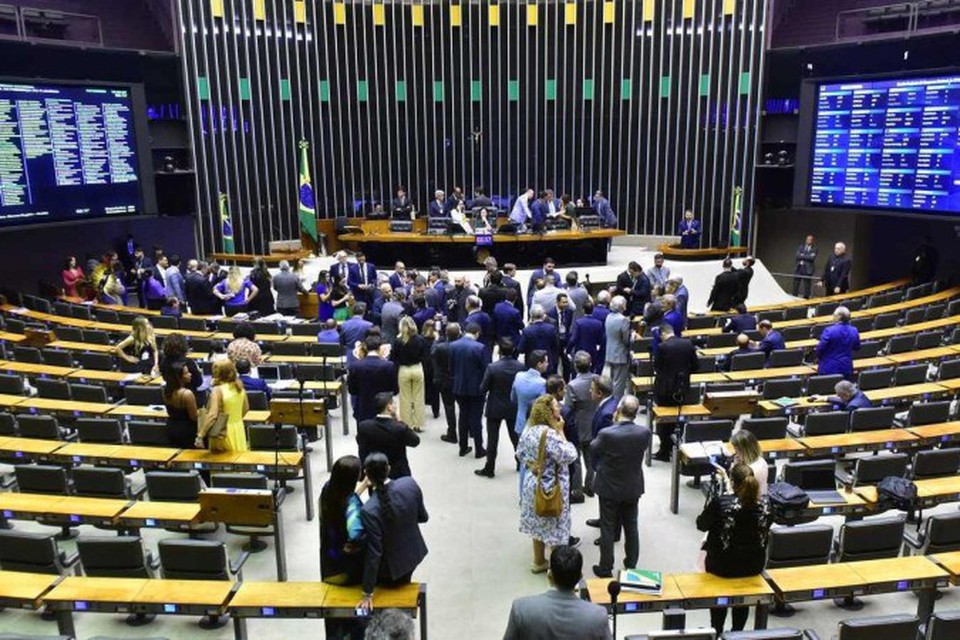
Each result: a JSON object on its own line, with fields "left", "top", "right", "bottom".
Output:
{"left": 696, "top": 462, "right": 771, "bottom": 636}
{"left": 357, "top": 452, "right": 429, "bottom": 616}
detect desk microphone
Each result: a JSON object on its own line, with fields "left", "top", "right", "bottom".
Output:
{"left": 607, "top": 580, "right": 621, "bottom": 639}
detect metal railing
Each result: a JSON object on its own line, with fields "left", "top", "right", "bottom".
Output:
{"left": 0, "top": 4, "right": 102, "bottom": 47}
{"left": 836, "top": 0, "right": 960, "bottom": 42}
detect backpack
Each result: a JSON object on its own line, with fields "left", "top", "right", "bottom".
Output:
{"left": 877, "top": 476, "right": 917, "bottom": 511}
{"left": 768, "top": 482, "right": 810, "bottom": 520}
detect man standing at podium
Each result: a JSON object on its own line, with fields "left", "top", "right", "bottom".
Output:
{"left": 678, "top": 209, "right": 701, "bottom": 249}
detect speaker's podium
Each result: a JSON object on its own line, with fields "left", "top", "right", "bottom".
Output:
{"left": 268, "top": 398, "right": 334, "bottom": 471}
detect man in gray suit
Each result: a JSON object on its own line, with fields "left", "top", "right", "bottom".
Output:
{"left": 503, "top": 546, "right": 611, "bottom": 640}
{"left": 564, "top": 351, "right": 599, "bottom": 496}
{"left": 273, "top": 260, "right": 305, "bottom": 316}
{"left": 604, "top": 295, "right": 633, "bottom": 399}
{"left": 590, "top": 395, "right": 651, "bottom": 578}
{"left": 380, "top": 290, "right": 406, "bottom": 344}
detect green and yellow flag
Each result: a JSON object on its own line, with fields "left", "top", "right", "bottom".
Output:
{"left": 298, "top": 140, "right": 318, "bottom": 245}
{"left": 729, "top": 186, "right": 743, "bottom": 247}
{"left": 219, "top": 193, "right": 235, "bottom": 254}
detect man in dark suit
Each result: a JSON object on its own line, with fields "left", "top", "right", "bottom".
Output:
{"left": 707, "top": 258, "right": 741, "bottom": 312}
{"left": 793, "top": 234, "right": 818, "bottom": 298}
{"left": 526, "top": 257, "right": 562, "bottom": 309}
{"left": 463, "top": 295, "right": 494, "bottom": 357}
{"left": 347, "top": 335, "right": 398, "bottom": 429}
{"left": 185, "top": 259, "right": 219, "bottom": 315}
{"left": 387, "top": 261, "right": 406, "bottom": 292}
{"left": 568, "top": 300, "right": 605, "bottom": 375}
{"left": 425, "top": 270, "right": 446, "bottom": 312}
{"left": 470, "top": 186, "right": 493, "bottom": 209}
{"left": 479, "top": 270, "right": 510, "bottom": 315}
{"left": 590, "top": 375, "right": 618, "bottom": 440}
{"left": 590, "top": 395, "right": 651, "bottom": 578}
{"left": 432, "top": 323, "right": 460, "bottom": 445}
{"left": 734, "top": 256, "right": 755, "bottom": 306}
{"left": 756, "top": 319, "right": 786, "bottom": 360}
{"left": 349, "top": 251, "right": 378, "bottom": 309}
{"left": 390, "top": 186, "right": 414, "bottom": 217}
{"left": 547, "top": 292, "right": 574, "bottom": 381}
{"left": 475, "top": 338, "right": 526, "bottom": 478}
{"left": 502, "top": 263, "right": 525, "bottom": 317}
{"left": 340, "top": 303, "right": 373, "bottom": 365}
{"left": 329, "top": 251, "right": 355, "bottom": 286}
{"left": 519, "top": 305, "right": 560, "bottom": 375}
{"left": 565, "top": 352, "right": 599, "bottom": 496}
{"left": 357, "top": 393, "right": 420, "bottom": 479}
{"left": 615, "top": 261, "right": 652, "bottom": 317}
{"left": 448, "top": 323, "right": 488, "bottom": 458}
{"left": 493, "top": 289, "right": 524, "bottom": 347}
{"left": 652, "top": 324, "right": 699, "bottom": 461}
{"left": 723, "top": 304, "right": 757, "bottom": 334}
{"left": 529, "top": 191, "right": 549, "bottom": 232}
{"left": 821, "top": 241, "right": 852, "bottom": 294}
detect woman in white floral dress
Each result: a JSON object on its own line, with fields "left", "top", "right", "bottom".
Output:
{"left": 517, "top": 394, "right": 579, "bottom": 573}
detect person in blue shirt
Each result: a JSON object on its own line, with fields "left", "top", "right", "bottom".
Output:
{"left": 678, "top": 209, "right": 701, "bottom": 249}
{"left": 816, "top": 306, "right": 860, "bottom": 380}
{"left": 493, "top": 289, "right": 524, "bottom": 347}
{"left": 411, "top": 295, "right": 435, "bottom": 331}
{"left": 568, "top": 300, "right": 606, "bottom": 375}
{"left": 340, "top": 303, "right": 374, "bottom": 364}
{"left": 509, "top": 188, "right": 535, "bottom": 229}
{"left": 529, "top": 191, "right": 549, "bottom": 232}
{"left": 662, "top": 294, "right": 685, "bottom": 338}
{"left": 819, "top": 380, "right": 873, "bottom": 411}
{"left": 317, "top": 319, "right": 341, "bottom": 345}
{"left": 511, "top": 350, "right": 548, "bottom": 437}
{"left": 592, "top": 190, "right": 617, "bottom": 228}
{"left": 428, "top": 190, "right": 448, "bottom": 218}
{"left": 755, "top": 320, "right": 786, "bottom": 359}
{"left": 723, "top": 305, "right": 757, "bottom": 334}
{"left": 236, "top": 357, "right": 271, "bottom": 401}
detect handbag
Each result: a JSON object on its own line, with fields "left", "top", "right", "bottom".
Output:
{"left": 533, "top": 428, "right": 563, "bottom": 518}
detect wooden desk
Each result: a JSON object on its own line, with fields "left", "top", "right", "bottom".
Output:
{"left": 49, "top": 442, "right": 122, "bottom": 465}
{"left": 673, "top": 572, "right": 774, "bottom": 608}
{"left": 65, "top": 369, "right": 161, "bottom": 385}
{"left": 0, "top": 493, "right": 128, "bottom": 527}
{"left": 888, "top": 346, "right": 959, "bottom": 364}
{"left": 170, "top": 449, "right": 243, "bottom": 470}
{"left": 132, "top": 578, "right": 234, "bottom": 616}
{"left": 0, "top": 330, "right": 26, "bottom": 343}
{"left": 932, "top": 551, "right": 960, "bottom": 584}
{"left": 585, "top": 576, "right": 685, "bottom": 613}
{"left": 47, "top": 340, "right": 116, "bottom": 353}
{"left": 0, "top": 570, "right": 60, "bottom": 610}
{"left": 938, "top": 378, "right": 960, "bottom": 393}
{"left": 707, "top": 279, "right": 910, "bottom": 315}
{"left": 43, "top": 576, "right": 149, "bottom": 613}
{"left": 800, "top": 429, "right": 921, "bottom": 456}
{"left": 652, "top": 404, "right": 711, "bottom": 421}
{"left": 725, "top": 366, "right": 815, "bottom": 382}
{"left": 906, "top": 421, "right": 960, "bottom": 446}
{"left": 0, "top": 435, "right": 64, "bottom": 457}
{"left": 865, "top": 382, "right": 950, "bottom": 404}
{"left": 758, "top": 397, "right": 829, "bottom": 416}
{"left": 632, "top": 373, "right": 728, "bottom": 392}
{"left": 766, "top": 563, "right": 871, "bottom": 603}
{"left": 0, "top": 361, "right": 77, "bottom": 377}
{"left": 853, "top": 356, "right": 897, "bottom": 370}
{"left": 16, "top": 397, "right": 117, "bottom": 416}
{"left": 106, "top": 405, "right": 272, "bottom": 424}
{"left": 117, "top": 501, "right": 201, "bottom": 528}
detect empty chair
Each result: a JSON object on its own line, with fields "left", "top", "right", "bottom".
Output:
{"left": 270, "top": 341, "right": 307, "bottom": 357}
{"left": 0, "top": 530, "right": 79, "bottom": 574}
{"left": 34, "top": 378, "right": 71, "bottom": 401}
{"left": 0, "top": 412, "right": 16, "bottom": 436}
{"left": 836, "top": 614, "right": 918, "bottom": 640}
{"left": 810, "top": 325, "right": 827, "bottom": 340}
{"left": 150, "top": 315, "right": 177, "bottom": 330}
{"left": 835, "top": 453, "right": 909, "bottom": 488}
{"left": 894, "top": 364, "right": 928, "bottom": 386}
{"left": 915, "top": 332, "right": 943, "bottom": 352}
{"left": 77, "top": 535, "right": 158, "bottom": 578}
{"left": 72, "top": 467, "right": 138, "bottom": 499}
{"left": 246, "top": 390, "right": 268, "bottom": 411}
{"left": 781, "top": 460, "right": 836, "bottom": 492}
{"left": 635, "top": 360, "right": 654, "bottom": 377}
{"left": 948, "top": 299, "right": 960, "bottom": 317}
{"left": 902, "top": 401, "right": 952, "bottom": 427}
{"left": 762, "top": 378, "right": 804, "bottom": 401}
{"left": 82, "top": 329, "right": 111, "bottom": 345}
{"left": 857, "top": 368, "right": 893, "bottom": 391}
{"left": 54, "top": 326, "right": 84, "bottom": 342}
{"left": 158, "top": 539, "right": 249, "bottom": 628}
{"left": 126, "top": 420, "right": 169, "bottom": 446}
{"left": 70, "top": 305, "right": 93, "bottom": 320}
{"left": 835, "top": 517, "right": 906, "bottom": 563}
{"left": 905, "top": 285, "right": 926, "bottom": 301}
{"left": 768, "top": 349, "right": 804, "bottom": 368}
{"left": 921, "top": 610, "right": 960, "bottom": 640}
{"left": 178, "top": 316, "right": 208, "bottom": 331}
{"left": 18, "top": 415, "right": 63, "bottom": 440}
{"left": 312, "top": 342, "right": 345, "bottom": 358}
{"left": 844, "top": 299, "right": 865, "bottom": 312}
{"left": 850, "top": 316, "right": 874, "bottom": 333}
{"left": 952, "top": 327, "right": 960, "bottom": 346}
{"left": 78, "top": 351, "right": 115, "bottom": 371}
{"left": 249, "top": 424, "right": 300, "bottom": 451}
{"left": 53, "top": 300, "right": 72, "bottom": 317}
{"left": 766, "top": 524, "right": 834, "bottom": 569}
{"left": 849, "top": 406, "right": 896, "bottom": 432}
{"left": 696, "top": 355, "right": 717, "bottom": 373}
{"left": 757, "top": 310, "right": 784, "bottom": 323}
{"left": 254, "top": 322, "right": 283, "bottom": 335}
{"left": 730, "top": 352, "right": 766, "bottom": 372}
{"left": 210, "top": 473, "right": 275, "bottom": 552}
{"left": 12, "top": 346, "right": 42, "bottom": 364}
{"left": 4, "top": 317, "right": 25, "bottom": 334}
{"left": 857, "top": 341, "right": 882, "bottom": 358}
{"left": 903, "top": 512, "right": 960, "bottom": 556}
{"left": 801, "top": 411, "right": 849, "bottom": 436}
{"left": 911, "top": 448, "right": 960, "bottom": 480}
{"left": 705, "top": 382, "right": 747, "bottom": 395}
{"left": 14, "top": 464, "right": 70, "bottom": 495}
{"left": 290, "top": 322, "right": 324, "bottom": 337}
{"left": 41, "top": 348, "right": 74, "bottom": 367}
{"left": 145, "top": 470, "right": 203, "bottom": 502}
{"left": 74, "top": 417, "right": 124, "bottom": 444}
{"left": 70, "top": 383, "right": 109, "bottom": 404}
{"left": 939, "top": 359, "right": 960, "bottom": 380}
{"left": 887, "top": 335, "right": 917, "bottom": 355}
{"left": 815, "top": 302, "right": 839, "bottom": 316}
{"left": 95, "top": 308, "right": 119, "bottom": 323}
{"left": 806, "top": 374, "right": 844, "bottom": 396}
{"left": 293, "top": 363, "right": 336, "bottom": 382}
{"left": 707, "top": 333, "right": 739, "bottom": 349}
{"left": 116, "top": 311, "right": 138, "bottom": 326}
{"left": 872, "top": 313, "right": 899, "bottom": 330}
{"left": 904, "top": 308, "right": 926, "bottom": 325}
{"left": 0, "top": 373, "right": 25, "bottom": 395}
{"left": 739, "top": 417, "right": 788, "bottom": 441}
{"left": 123, "top": 384, "right": 165, "bottom": 406}
{"left": 781, "top": 326, "right": 811, "bottom": 342}
{"left": 783, "top": 307, "right": 808, "bottom": 321}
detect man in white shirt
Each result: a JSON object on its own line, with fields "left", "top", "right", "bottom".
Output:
{"left": 509, "top": 188, "right": 535, "bottom": 229}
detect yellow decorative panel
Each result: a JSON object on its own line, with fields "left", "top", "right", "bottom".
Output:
{"left": 489, "top": 4, "right": 500, "bottom": 26}
{"left": 253, "top": 0, "right": 265, "bottom": 21}
{"left": 411, "top": 4, "right": 424, "bottom": 26}
{"left": 450, "top": 4, "right": 462, "bottom": 26}
{"left": 527, "top": 3, "right": 538, "bottom": 26}
{"left": 333, "top": 2, "right": 346, "bottom": 25}
{"left": 564, "top": 3, "right": 576, "bottom": 26}
{"left": 294, "top": 0, "right": 306, "bottom": 23}
{"left": 603, "top": 1, "right": 615, "bottom": 24}
{"left": 642, "top": 0, "right": 655, "bottom": 22}
{"left": 373, "top": 3, "right": 385, "bottom": 26}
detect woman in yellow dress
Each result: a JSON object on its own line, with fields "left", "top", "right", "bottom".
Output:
{"left": 195, "top": 359, "right": 249, "bottom": 452}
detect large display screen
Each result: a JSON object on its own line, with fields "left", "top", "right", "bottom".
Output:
{"left": 807, "top": 74, "right": 960, "bottom": 213}
{"left": 0, "top": 80, "right": 147, "bottom": 227}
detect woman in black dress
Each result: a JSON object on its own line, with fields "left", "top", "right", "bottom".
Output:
{"left": 162, "top": 359, "right": 199, "bottom": 448}
{"left": 247, "top": 258, "right": 275, "bottom": 316}
{"left": 159, "top": 332, "right": 206, "bottom": 406}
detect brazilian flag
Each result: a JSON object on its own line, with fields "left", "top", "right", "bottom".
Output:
{"left": 729, "top": 186, "right": 743, "bottom": 247}
{"left": 298, "top": 140, "right": 318, "bottom": 246}
{"left": 220, "top": 193, "right": 235, "bottom": 254}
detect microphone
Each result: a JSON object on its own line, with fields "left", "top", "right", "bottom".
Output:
{"left": 607, "top": 580, "right": 621, "bottom": 639}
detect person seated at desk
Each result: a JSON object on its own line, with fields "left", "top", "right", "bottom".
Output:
{"left": 236, "top": 357, "right": 271, "bottom": 401}
{"left": 509, "top": 188, "right": 535, "bottom": 230}
{"left": 470, "top": 186, "right": 493, "bottom": 209}
{"left": 723, "top": 304, "right": 756, "bottom": 334}
{"left": 696, "top": 463, "right": 771, "bottom": 637}
{"left": 474, "top": 207, "right": 495, "bottom": 234}
{"left": 317, "top": 318, "right": 341, "bottom": 344}
{"left": 719, "top": 334, "right": 756, "bottom": 372}
{"left": 390, "top": 185, "right": 415, "bottom": 218}
{"left": 428, "top": 190, "right": 447, "bottom": 218}
{"left": 813, "top": 379, "right": 872, "bottom": 412}
{"left": 160, "top": 296, "right": 182, "bottom": 318}
{"left": 678, "top": 209, "right": 701, "bottom": 249}
{"left": 754, "top": 320, "right": 785, "bottom": 360}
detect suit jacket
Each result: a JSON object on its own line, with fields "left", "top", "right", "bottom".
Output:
{"left": 566, "top": 285, "right": 590, "bottom": 320}
{"left": 678, "top": 219, "right": 701, "bottom": 248}
{"left": 340, "top": 317, "right": 373, "bottom": 363}
{"left": 464, "top": 310, "right": 494, "bottom": 348}
{"left": 708, "top": 270, "right": 741, "bottom": 312}
{"left": 565, "top": 372, "right": 599, "bottom": 442}
{"left": 470, "top": 195, "right": 493, "bottom": 208}
{"left": 568, "top": 316, "right": 605, "bottom": 374}
{"left": 239, "top": 374, "right": 272, "bottom": 401}
{"left": 480, "top": 356, "right": 525, "bottom": 420}
{"left": 428, "top": 200, "right": 446, "bottom": 218}
{"left": 185, "top": 271, "right": 220, "bottom": 315}
{"left": 430, "top": 340, "right": 453, "bottom": 389}
{"left": 164, "top": 267, "right": 185, "bottom": 302}
{"left": 590, "top": 420, "right": 651, "bottom": 502}
{"left": 357, "top": 416, "right": 420, "bottom": 479}
{"left": 724, "top": 313, "right": 757, "bottom": 334}
{"left": 591, "top": 395, "right": 618, "bottom": 439}
{"left": 592, "top": 304, "right": 610, "bottom": 325}
{"left": 349, "top": 262, "right": 378, "bottom": 294}
{"left": 479, "top": 284, "right": 509, "bottom": 315}
{"left": 380, "top": 301, "right": 405, "bottom": 344}
{"left": 759, "top": 330, "right": 786, "bottom": 356}
{"left": 272, "top": 271, "right": 303, "bottom": 310}
{"left": 653, "top": 337, "right": 700, "bottom": 405}
{"left": 493, "top": 301, "right": 524, "bottom": 347}
{"left": 329, "top": 262, "right": 356, "bottom": 286}
{"left": 503, "top": 589, "right": 612, "bottom": 640}
{"left": 603, "top": 312, "right": 632, "bottom": 366}
{"left": 546, "top": 306, "right": 574, "bottom": 347}
{"left": 675, "top": 285, "right": 690, "bottom": 321}
{"left": 519, "top": 322, "right": 559, "bottom": 374}
{"left": 592, "top": 196, "right": 617, "bottom": 229}
{"left": 529, "top": 200, "right": 548, "bottom": 227}
{"left": 615, "top": 270, "right": 651, "bottom": 316}
{"left": 502, "top": 275, "right": 524, "bottom": 317}
{"left": 816, "top": 322, "right": 860, "bottom": 377}
{"left": 735, "top": 266, "right": 754, "bottom": 305}
{"left": 795, "top": 244, "right": 818, "bottom": 276}
{"left": 390, "top": 196, "right": 413, "bottom": 214}
{"left": 425, "top": 283, "right": 445, "bottom": 311}
{"left": 360, "top": 477, "right": 428, "bottom": 594}
{"left": 448, "top": 336, "right": 487, "bottom": 396}
{"left": 823, "top": 255, "right": 852, "bottom": 293}
{"left": 347, "top": 356, "right": 398, "bottom": 423}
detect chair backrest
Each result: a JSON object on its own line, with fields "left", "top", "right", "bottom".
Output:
{"left": 292, "top": 363, "right": 335, "bottom": 382}
{"left": 857, "top": 341, "right": 882, "bottom": 358}
{"left": 70, "top": 305, "right": 93, "bottom": 320}
{"left": 837, "top": 614, "right": 918, "bottom": 640}
{"left": 82, "top": 329, "right": 111, "bottom": 345}
{"left": 682, "top": 420, "right": 735, "bottom": 444}
{"left": 54, "top": 326, "right": 84, "bottom": 342}
{"left": 849, "top": 406, "right": 896, "bottom": 432}
{"left": 70, "top": 383, "right": 110, "bottom": 404}
{"left": 765, "top": 524, "right": 834, "bottom": 569}
{"left": 78, "top": 351, "right": 115, "bottom": 371}
{"left": 13, "top": 346, "right": 42, "bottom": 364}
{"left": 72, "top": 467, "right": 127, "bottom": 498}
{"left": 757, "top": 310, "right": 784, "bottom": 323}
{"left": 0, "top": 373, "right": 25, "bottom": 395}
{"left": 851, "top": 317, "right": 874, "bottom": 333}
{"left": 857, "top": 368, "right": 894, "bottom": 391}
{"left": 34, "top": 378, "right": 71, "bottom": 401}
{"left": 925, "top": 610, "right": 960, "bottom": 640}
{"left": 41, "top": 348, "right": 74, "bottom": 367}
{"left": 53, "top": 300, "right": 72, "bottom": 317}
{"left": 289, "top": 322, "right": 324, "bottom": 336}
{"left": 0, "top": 530, "right": 66, "bottom": 574}
{"left": 731, "top": 352, "right": 766, "bottom": 372}
{"left": 704, "top": 383, "right": 746, "bottom": 395}
{"left": 150, "top": 315, "right": 178, "bottom": 330}
{"left": 761, "top": 378, "right": 804, "bottom": 400}
{"left": 707, "top": 333, "right": 739, "bottom": 349}
{"left": 17, "top": 414, "right": 61, "bottom": 440}
{"left": 127, "top": 420, "right": 170, "bottom": 445}
{"left": 916, "top": 331, "right": 943, "bottom": 350}
{"left": 836, "top": 517, "right": 906, "bottom": 562}
{"left": 904, "top": 308, "right": 926, "bottom": 325}
{"left": 815, "top": 301, "right": 839, "bottom": 316}
{"left": 210, "top": 473, "right": 268, "bottom": 490}
{"left": 894, "top": 364, "right": 928, "bottom": 387}
{"left": 952, "top": 328, "right": 960, "bottom": 346}
{"left": 907, "top": 401, "right": 952, "bottom": 427}
{"left": 781, "top": 460, "right": 836, "bottom": 490}
{"left": 803, "top": 411, "right": 849, "bottom": 436}
{"left": 245, "top": 390, "right": 269, "bottom": 410}
{"left": 635, "top": 360, "right": 654, "bottom": 377}
{"left": 0, "top": 412, "right": 16, "bottom": 436}
{"left": 781, "top": 326, "right": 811, "bottom": 341}
{"left": 74, "top": 417, "right": 124, "bottom": 443}
{"left": 145, "top": 470, "right": 203, "bottom": 502}
{"left": 806, "top": 374, "right": 843, "bottom": 396}
{"left": 158, "top": 539, "right": 230, "bottom": 580}
{"left": 688, "top": 315, "right": 718, "bottom": 330}
{"left": 905, "top": 285, "right": 926, "bottom": 301}
{"left": 14, "top": 464, "right": 70, "bottom": 495}
{"left": 696, "top": 355, "right": 717, "bottom": 373}
{"left": 912, "top": 448, "right": 960, "bottom": 480}
{"left": 123, "top": 384, "right": 165, "bottom": 406}
{"left": 77, "top": 536, "right": 151, "bottom": 578}
{"left": 923, "top": 513, "right": 960, "bottom": 556}
{"left": 887, "top": 335, "right": 917, "bottom": 355}
{"left": 270, "top": 341, "right": 307, "bottom": 356}
{"left": 872, "top": 312, "right": 900, "bottom": 330}
{"left": 740, "top": 417, "right": 788, "bottom": 441}
{"left": 851, "top": 454, "right": 909, "bottom": 486}
{"left": 177, "top": 316, "right": 208, "bottom": 331}
{"left": 768, "top": 349, "right": 804, "bottom": 368}
{"left": 312, "top": 342, "right": 345, "bottom": 358}
{"left": 95, "top": 308, "right": 119, "bottom": 323}
{"left": 249, "top": 424, "right": 300, "bottom": 451}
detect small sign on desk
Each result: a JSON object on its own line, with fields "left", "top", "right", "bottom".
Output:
{"left": 475, "top": 234, "right": 493, "bottom": 246}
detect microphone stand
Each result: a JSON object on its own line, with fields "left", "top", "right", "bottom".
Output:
{"left": 607, "top": 580, "right": 621, "bottom": 640}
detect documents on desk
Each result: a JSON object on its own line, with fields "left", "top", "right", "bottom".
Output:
{"left": 679, "top": 441, "right": 726, "bottom": 462}
{"left": 269, "top": 379, "right": 297, "bottom": 391}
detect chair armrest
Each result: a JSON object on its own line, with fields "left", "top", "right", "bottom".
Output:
{"left": 145, "top": 551, "right": 161, "bottom": 572}
{"left": 128, "top": 482, "right": 148, "bottom": 500}
{"left": 803, "top": 630, "right": 821, "bottom": 640}
{"left": 230, "top": 549, "right": 252, "bottom": 578}
{"left": 60, "top": 550, "right": 80, "bottom": 568}
{"left": 0, "top": 473, "right": 15, "bottom": 489}
{"left": 902, "top": 527, "right": 925, "bottom": 550}
{"left": 61, "top": 430, "right": 78, "bottom": 442}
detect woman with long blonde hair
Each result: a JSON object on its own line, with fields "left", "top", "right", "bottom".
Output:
{"left": 114, "top": 316, "right": 158, "bottom": 376}
{"left": 196, "top": 359, "right": 249, "bottom": 452}
{"left": 391, "top": 316, "right": 427, "bottom": 431}
{"left": 214, "top": 265, "right": 258, "bottom": 316}
{"left": 516, "top": 394, "right": 578, "bottom": 573}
